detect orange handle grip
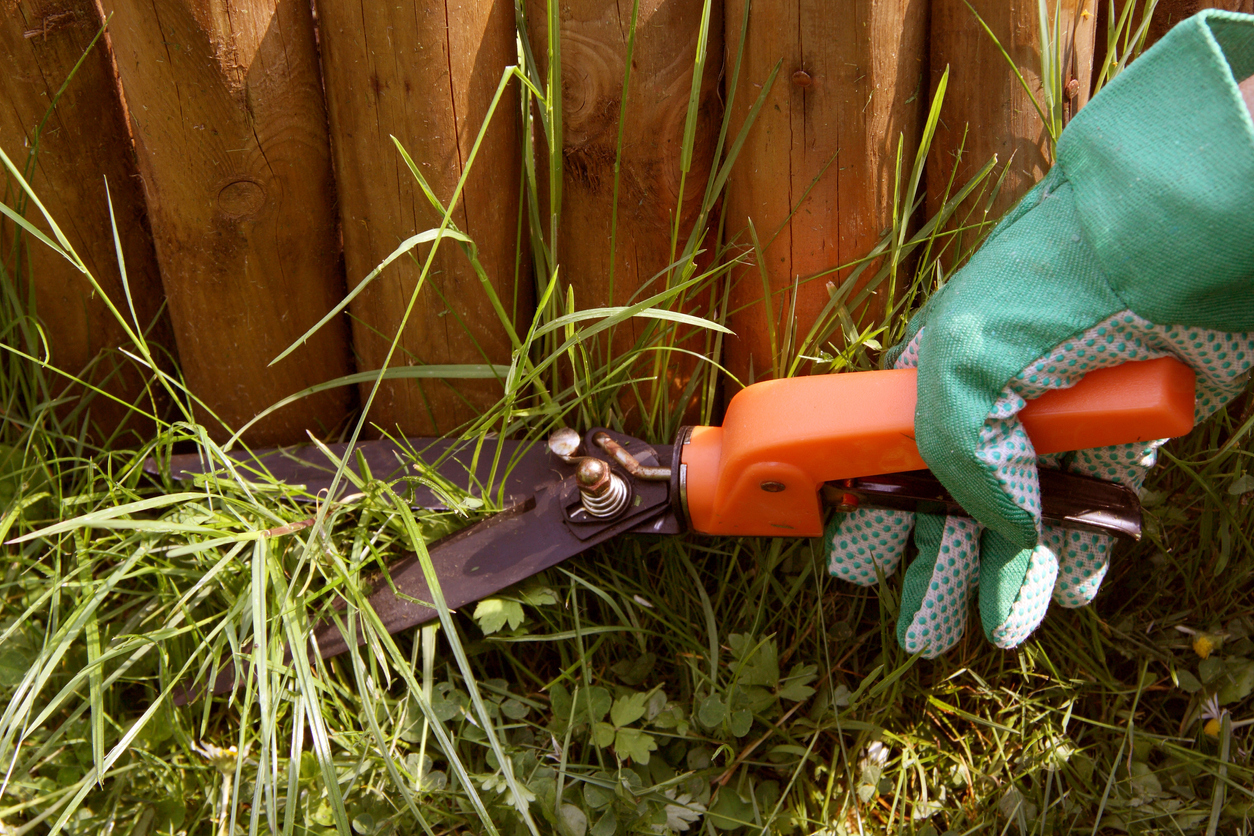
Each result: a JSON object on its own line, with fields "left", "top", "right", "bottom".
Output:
{"left": 680, "top": 357, "right": 1197, "bottom": 537}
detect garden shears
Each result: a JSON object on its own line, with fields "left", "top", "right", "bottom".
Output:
{"left": 152, "top": 357, "right": 1196, "bottom": 698}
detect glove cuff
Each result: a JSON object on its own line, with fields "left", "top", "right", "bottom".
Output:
{"left": 1058, "top": 10, "right": 1254, "bottom": 333}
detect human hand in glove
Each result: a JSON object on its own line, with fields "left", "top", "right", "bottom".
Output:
{"left": 828, "top": 9, "right": 1254, "bottom": 657}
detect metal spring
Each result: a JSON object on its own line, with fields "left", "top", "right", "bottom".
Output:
{"left": 581, "top": 473, "right": 630, "bottom": 518}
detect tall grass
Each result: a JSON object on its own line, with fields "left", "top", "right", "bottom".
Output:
{"left": 0, "top": 1, "right": 1251, "bottom": 835}
{"left": 965, "top": 0, "right": 1162, "bottom": 157}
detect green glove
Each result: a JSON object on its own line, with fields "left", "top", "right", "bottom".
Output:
{"left": 828, "top": 348, "right": 1142, "bottom": 656}
{"left": 829, "top": 9, "right": 1254, "bottom": 656}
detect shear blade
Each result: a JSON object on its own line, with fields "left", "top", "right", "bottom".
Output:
{"left": 170, "top": 435, "right": 677, "bottom": 701}
{"left": 148, "top": 436, "right": 558, "bottom": 511}
{"left": 310, "top": 474, "right": 671, "bottom": 658}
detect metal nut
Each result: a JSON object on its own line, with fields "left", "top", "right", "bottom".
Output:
{"left": 576, "top": 458, "right": 630, "bottom": 518}
{"left": 576, "top": 458, "right": 612, "bottom": 494}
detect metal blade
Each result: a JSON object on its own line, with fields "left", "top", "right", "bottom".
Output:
{"left": 178, "top": 436, "right": 678, "bottom": 701}
{"left": 308, "top": 472, "right": 673, "bottom": 658}
{"left": 147, "top": 436, "right": 559, "bottom": 511}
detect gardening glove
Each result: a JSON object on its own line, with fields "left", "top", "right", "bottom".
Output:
{"left": 828, "top": 343, "right": 1163, "bottom": 656}
{"left": 829, "top": 9, "right": 1254, "bottom": 657}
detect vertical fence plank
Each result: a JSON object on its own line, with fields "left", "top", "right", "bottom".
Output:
{"left": 525, "top": 0, "right": 724, "bottom": 430}
{"left": 1101, "top": 0, "right": 1252, "bottom": 56}
{"left": 1141, "top": 0, "right": 1253, "bottom": 42}
{"left": 314, "top": 0, "right": 528, "bottom": 437}
{"left": 100, "top": 0, "right": 351, "bottom": 446}
{"left": 722, "top": 0, "right": 929, "bottom": 386}
{"left": 0, "top": 2, "right": 173, "bottom": 442}
{"left": 926, "top": 1, "right": 1097, "bottom": 254}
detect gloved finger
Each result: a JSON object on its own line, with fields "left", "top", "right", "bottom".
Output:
{"left": 1032, "top": 452, "right": 1111, "bottom": 608}
{"left": 978, "top": 529, "right": 1059, "bottom": 649}
{"left": 1047, "top": 525, "right": 1111, "bottom": 608}
{"left": 826, "top": 507, "right": 914, "bottom": 586}
{"left": 1069, "top": 440, "right": 1165, "bottom": 492}
{"left": 828, "top": 322, "right": 920, "bottom": 589}
{"left": 1040, "top": 442, "right": 1158, "bottom": 611}
{"left": 896, "top": 514, "right": 980, "bottom": 658}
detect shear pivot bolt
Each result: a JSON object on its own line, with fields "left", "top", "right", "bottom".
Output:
{"left": 760, "top": 481, "right": 786, "bottom": 493}
{"left": 577, "top": 458, "right": 611, "bottom": 492}
{"left": 577, "top": 458, "right": 630, "bottom": 518}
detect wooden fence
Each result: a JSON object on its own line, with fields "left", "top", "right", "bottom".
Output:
{"left": 1, "top": 0, "right": 1248, "bottom": 447}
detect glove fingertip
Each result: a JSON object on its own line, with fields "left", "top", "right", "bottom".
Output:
{"left": 896, "top": 516, "right": 979, "bottom": 657}
{"left": 826, "top": 508, "right": 913, "bottom": 586}
{"left": 1051, "top": 528, "right": 1112, "bottom": 608}
{"left": 984, "top": 545, "right": 1059, "bottom": 649}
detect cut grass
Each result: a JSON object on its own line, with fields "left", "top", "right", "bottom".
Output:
{"left": 1, "top": 1, "right": 1252, "bottom": 835}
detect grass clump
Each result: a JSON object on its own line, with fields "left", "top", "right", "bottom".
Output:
{"left": 0, "top": 1, "right": 1252, "bottom": 835}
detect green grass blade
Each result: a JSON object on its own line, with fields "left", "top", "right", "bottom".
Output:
{"left": 267, "top": 227, "right": 470, "bottom": 368}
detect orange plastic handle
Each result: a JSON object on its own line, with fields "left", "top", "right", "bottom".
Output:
{"left": 680, "top": 357, "right": 1197, "bottom": 537}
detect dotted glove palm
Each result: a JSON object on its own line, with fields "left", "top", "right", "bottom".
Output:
{"left": 829, "top": 10, "right": 1254, "bottom": 657}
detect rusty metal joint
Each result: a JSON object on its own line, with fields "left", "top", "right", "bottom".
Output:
{"left": 592, "top": 431, "right": 671, "bottom": 481}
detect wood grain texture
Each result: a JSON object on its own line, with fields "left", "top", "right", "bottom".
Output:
{"left": 722, "top": 0, "right": 928, "bottom": 386}
{"left": 1101, "top": 0, "right": 1252, "bottom": 58}
{"left": 1142, "top": 0, "right": 1253, "bottom": 42}
{"left": 526, "top": 0, "right": 723, "bottom": 425}
{"left": 101, "top": 0, "right": 352, "bottom": 445}
{"left": 926, "top": 1, "right": 1097, "bottom": 251}
{"left": 315, "top": 0, "right": 528, "bottom": 437}
{"left": 0, "top": 0, "right": 173, "bottom": 442}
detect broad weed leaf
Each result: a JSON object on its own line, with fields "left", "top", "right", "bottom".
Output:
{"left": 610, "top": 691, "right": 648, "bottom": 727}
{"left": 473, "top": 598, "right": 524, "bottom": 634}
{"left": 613, "top": 727, "right": 656, "bottom": 764}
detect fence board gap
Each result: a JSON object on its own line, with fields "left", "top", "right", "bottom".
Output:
{"left": 0, "top": 0, "right": 174, "bottom": 444}
{"left": 101, "top": 0, "right": 353, "bottom": 446}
